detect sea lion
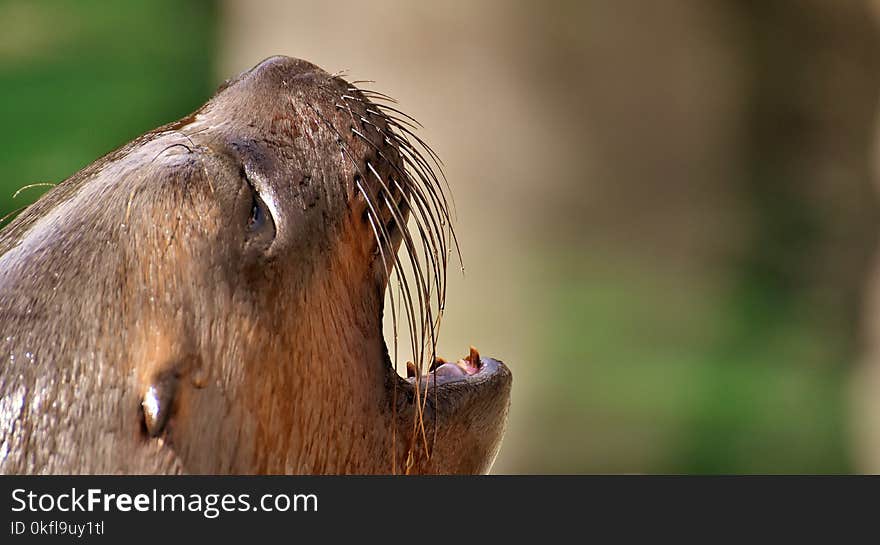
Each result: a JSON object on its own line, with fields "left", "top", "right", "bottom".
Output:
{"left": 0, "top": 56, "right": 511, "bottom": 474}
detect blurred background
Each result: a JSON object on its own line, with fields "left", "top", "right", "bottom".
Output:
{"left": 3, "top": 0, "right": 880, "bottom": 473}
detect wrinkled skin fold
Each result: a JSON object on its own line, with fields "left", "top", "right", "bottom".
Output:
{"left": 0, "top": 56, "right": 511, "bottom": 474}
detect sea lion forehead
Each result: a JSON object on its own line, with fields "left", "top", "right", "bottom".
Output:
{"left": 208, "top": 56, "right": 341, "bottom": 115}
{"left": 181, "top": 56, "right": 354, "bottom": 162}
{"left": 242, "top": 56, "right": 328, "bottom": 86}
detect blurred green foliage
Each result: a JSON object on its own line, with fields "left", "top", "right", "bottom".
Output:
{"left": 534, "top": 251, "right": 850, "bottom": 473}
{"left": 0, "top": 0, "right": 217, "bottom": 218}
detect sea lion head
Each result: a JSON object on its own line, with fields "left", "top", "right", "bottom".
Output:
{"left": 0, "top": 56, "right": 511, "bottom": 474}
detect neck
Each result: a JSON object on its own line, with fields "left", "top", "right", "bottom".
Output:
{"left": 242, "top": 238, "right": 396, "bottom": 472}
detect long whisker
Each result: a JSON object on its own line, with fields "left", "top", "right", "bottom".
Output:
{"left": 318, "top": 76, "right": 464, "bottom": 469}
{"left": 351, "top": 126, "right": 446, "bottom": 321}
{"left": 308, "top": 99, "right": 435, "bottom": 461}
{"left": 0, "top": 205, "right": 30, "bottom": 227}
{"left": 12, "top": 182, "right": 56, "bottom": 200}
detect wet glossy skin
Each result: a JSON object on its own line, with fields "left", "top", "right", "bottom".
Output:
{"left": 0, "top": 56, "right": 511, "bottom": 474}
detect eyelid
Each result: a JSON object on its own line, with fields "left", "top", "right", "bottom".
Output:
{"left": 241, "top": 168, "right": 276, "bottom": 241}
{"left": 242, "top": 165, "right": 280, "bottom": 233}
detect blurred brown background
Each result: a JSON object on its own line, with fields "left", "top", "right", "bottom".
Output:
{"left": 3, "top": 0, "right": 880, "bottom": 472}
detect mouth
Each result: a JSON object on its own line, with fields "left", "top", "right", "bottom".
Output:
{"left": 403, "top": 346, "right": 506, "bottom": 390}
{"left": 370, "top": 191, "right": 511, "bottom": 409}
{"left": 387, "top": 338, "right": 513, "bottom": 473}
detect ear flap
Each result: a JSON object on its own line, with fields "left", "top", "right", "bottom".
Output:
{"left": 141, "top": 368, "right": 180, "bottom": 438}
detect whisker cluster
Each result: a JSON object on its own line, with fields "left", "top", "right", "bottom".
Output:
{"left": 311, "top": 75, "right": 463, "bottom": 469}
